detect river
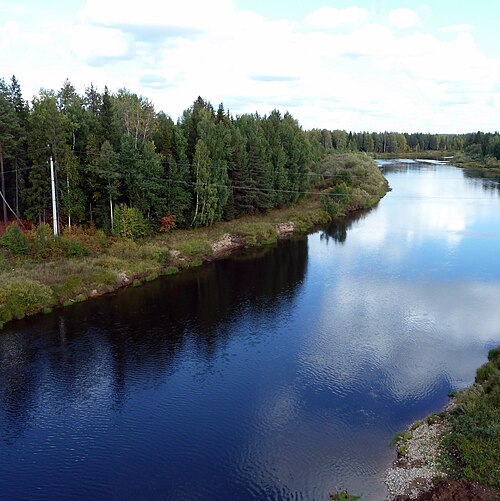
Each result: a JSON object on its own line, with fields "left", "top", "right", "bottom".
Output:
{"left": 1, "top": 161, "right": 499, "bottom": 500}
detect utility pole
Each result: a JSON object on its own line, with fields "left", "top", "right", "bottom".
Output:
{"left": 0, "top": 141, "right": 7, "bottom": 227}
{"left": 50, "top": 155, "right": 59, "bottom": 237}
{"left": 15, "top": 157, "right": 19, "bottom": 218}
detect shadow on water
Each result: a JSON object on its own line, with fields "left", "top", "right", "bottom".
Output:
{"left": 320, "top": 208, "right": 374, "bottom": 245}
{"left": 0, "top": 238, "right": 308, "bottom": 442}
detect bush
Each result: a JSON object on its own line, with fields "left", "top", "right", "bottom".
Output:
{"left": 59, "top": 236, "right": 90, "bottom": 257}
{"left": 32, "top": 223, "right": 58, "bottom": 258}
{"left": 63, "top": 224, "right": 109, "bottom": 252}
{"left": 322, "top": 182, "right": 351, "bottom": 217}
{"left": 113, "top": 205, "right": 149, "bottom": 240}
{"left": 0, "top": 223, "right": 30, "bottom": 255}
{"left": 108, "top": 239, "right": 140, "bottom": 260}
{"left": 0, "top": 279, "right": 55, "bottom": 322}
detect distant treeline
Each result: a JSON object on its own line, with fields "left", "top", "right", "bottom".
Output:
{"left": 307, "top": 129, "right": 500, "bottom": 159}
{"left": 0, "top": 75, "right": 498, "bottom": 232}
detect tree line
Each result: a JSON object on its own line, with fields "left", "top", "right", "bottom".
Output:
{"left": 307, "top": 129, "right": 500, "bottom": 159}
{"left": 0, "top": 77, "right": 316, "bottom": 233}
{"left": 1, "top": 75, "right": 498, "bottom": 234}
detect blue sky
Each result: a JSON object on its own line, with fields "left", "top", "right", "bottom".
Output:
{"left": 1, "top": 0, "right": 499, "bottom": 133}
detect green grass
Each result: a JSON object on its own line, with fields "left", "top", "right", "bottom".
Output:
{"left": 0, "top": 278, "right": 55, "bottom": 324}
{"left": 440, "top": 346, "right": 500, "bottom": 488}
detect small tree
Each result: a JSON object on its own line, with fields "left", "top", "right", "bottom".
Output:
{"left": 0, "top": 222, "right": 30, "bottom": 255}
{"left": 113, "top": 205, "right": 148, "bottom": 240}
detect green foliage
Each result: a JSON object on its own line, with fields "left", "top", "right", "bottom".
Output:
{"left": 330, "top": 489, "right": 361, "bottom": 500}
{"left": 0, "top": 279, "right": 55, "bottom": 322}
{"left": 59, "top": 235, "right": 90, "bottom": 257}
{"left": 322, "top": 182, "right": 351, "bottom": 216}
{"left": 318, "top": 153, "right": 388, "bottom": 217}
{"left": 390, "top": 430, "right": 412, "bottom": 446}
{"left": 441, "top": 347, "right": 500, "bottom": 488}
{"left": 234, "top": 222, "right": 276, "bottom": 246}
{"left": 108, "top": 238, "right": 140, "bottom": 259}
{"left": 0, "top": 223, "right": 30, "bottom": 255}
{"left": 90, "top": 269, "right": 118, "bottom": 286}
{"left": 113, "top": 205, "right": 149, "bottom": 240}
{"left": 32, "top": 223, "right": 57, "bottom": 258}
{"left": 175, "top": 237, "right": 211, "bottom": 258}
{"left": 164, "top": 266, "right": 179, "bottom": 275}
{"left": 51, "top": 275, "right": 83, "bottom": 301}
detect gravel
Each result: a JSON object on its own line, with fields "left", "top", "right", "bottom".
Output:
{"left": 385, "top": 420, "right": 447, "bottom": 500}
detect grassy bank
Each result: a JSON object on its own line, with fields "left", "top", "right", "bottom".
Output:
{"left": 387, "top": 347, "right": 500, "bottom": 499}
{"left": 440, "top": 346, "right": 500, "bottom": 488}
{"left": 0, "top": 153, "right": 388, "bottom": 330}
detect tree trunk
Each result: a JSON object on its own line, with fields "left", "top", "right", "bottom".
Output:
{"left": 110, "top": 194, "right": 114, "bottom": 230}
{"left": 191, "top": 160, "right": 200, "bottom": 226}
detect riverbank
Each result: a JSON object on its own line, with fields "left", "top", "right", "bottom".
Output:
{"left": 372, "top": 151, "right": 500, "bottom": 173}
{"left": 385, "top": 347, "right": 500, "bottom": 500}
{"left": 0, "top": 155, "right": 390, "bottom": 330}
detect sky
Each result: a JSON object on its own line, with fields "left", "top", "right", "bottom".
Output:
{"left": 1, "top": 0, "right": 499, "bottom": 133}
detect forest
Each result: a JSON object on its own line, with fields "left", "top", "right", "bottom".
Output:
{"left": 0, "top": 75, "right": 499, "bottom": 236}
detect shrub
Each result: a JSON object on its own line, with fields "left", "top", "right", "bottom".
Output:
{"left": 322, "top": 182, "right": 351, "bottom": 217}
{"left": 160, "top": 214, "right": 176, "bottom": 232}
{"left": 0, "top": 223, "right": 30, "bottom": 255}
{"left": 63, "top": 224, "right": 109, "bottom": 253}
{"left": 158, "top": 250, "right": 172, "bottom": 265}
{"left": 59, "top": 236, "right": 90, "bottom": 257}
{"left": 0, "top": 279, "right": 55, "bottom": 322}
{"left": 113, "top": 205, "right": 149, "bottom": 240}
{"left": 108, "top": 239, "right": 140, "bottom": 260}
{"left": 32, "top": 223, "right": 58, "bottom": 258}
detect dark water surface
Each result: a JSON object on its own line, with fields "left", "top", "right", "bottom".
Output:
{"left": 1, "top": 162, "right": 500, "bottom": 500}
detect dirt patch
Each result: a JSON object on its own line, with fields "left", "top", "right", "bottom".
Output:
{"left": 210, "top": 234, "right": 245, "bottom": 258}
{"left": 276, "top": 221, "right": 295, "bottom": 238}
{"left": 400, "top": 479, "right": 500, "bottom": 501}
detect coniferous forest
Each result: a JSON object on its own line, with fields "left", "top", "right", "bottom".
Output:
{"left": 1, "top": 75, "right": 499, "bottom": 234}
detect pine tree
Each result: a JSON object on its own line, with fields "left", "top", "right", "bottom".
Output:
{"left": 25, "top": 90, "right": 69, "bottom": 224}
{"left": 8, "top": 76, "right": 29, "bottom": 217}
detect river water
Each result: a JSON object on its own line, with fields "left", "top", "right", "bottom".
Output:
{"left": 1, "top": 161, "right": 499, "bottom": 500}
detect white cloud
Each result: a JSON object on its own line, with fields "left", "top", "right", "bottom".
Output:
{"left": 1, "top": 0, "right": 499, "bottom": 132}
{"left": 70, "top": 25, "right": 132, "bottom": 64}
{"left": 388, "top": 8, "right": 422, "bottom": 29}
{"left": 439, "top": 24, "right": 473, "bottom": 33}
{"left": 77, "top": 0, "right": 233, "bottom": 32}
{"left": 305, "top": 6, "right": 369, "bottom": 30}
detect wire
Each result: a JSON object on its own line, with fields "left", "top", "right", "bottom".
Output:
{"left": 0, "top": 188, "right": 27, "bottom": 229}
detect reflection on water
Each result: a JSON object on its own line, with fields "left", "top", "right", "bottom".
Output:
{"left": 1, "top": 162, "right": 500, "bottom": 500}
